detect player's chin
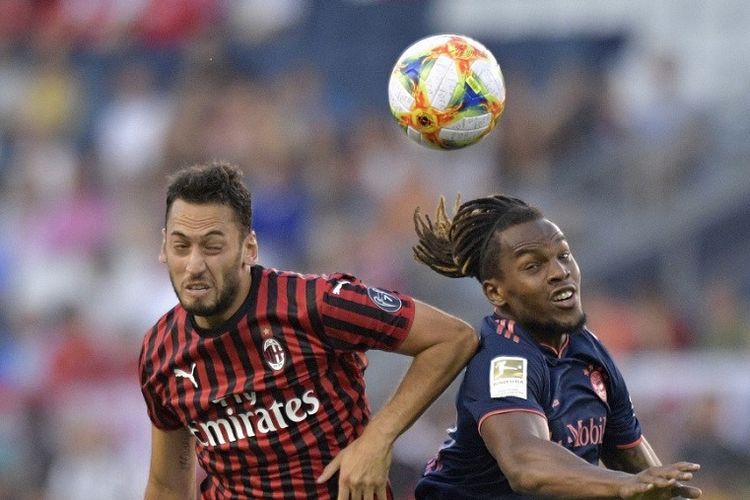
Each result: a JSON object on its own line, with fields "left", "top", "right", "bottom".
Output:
{"left": 557, "top": 310, "right": 586, "bottom": 332}
{"left": 180, "top": 296, "right": 217, "bottom": 315}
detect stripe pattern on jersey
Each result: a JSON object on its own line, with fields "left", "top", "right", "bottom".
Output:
{"left": 139, "top": 265, "right": 415, "bottom": 499}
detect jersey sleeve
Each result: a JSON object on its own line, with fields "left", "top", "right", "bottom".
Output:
{"left": 138, "top": 335, "right": 182, "bottom": 431}
{"left": 462, "top": 323, "right": 550, "bottom": 431}
{"left": 314, "top": 273, "right": 415, "bottom": 352}
{"left": 591, "top": 336, "right": 642, "bottom": 449}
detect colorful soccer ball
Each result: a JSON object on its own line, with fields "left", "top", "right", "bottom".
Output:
{"left": 388, "top": 34, "right": 506, "bottom": 150}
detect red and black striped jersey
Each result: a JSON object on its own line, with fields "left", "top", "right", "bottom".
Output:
{"left": 139, "top": 265, "right": 415, "bottom": 499}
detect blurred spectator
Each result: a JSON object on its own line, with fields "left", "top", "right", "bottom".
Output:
{"left": 42, "top": 381, "right": 149, "bottom": 500}
{"left": 614, "top": 51, "right": 710, "bottom": 207}
{"left": 94, "top": 61, "right": 173, "bottom": 187}
{"left": 0, "top": 2, "right": 747, "bottom": 498}
{"left": 10, "top": 158, "right": 110, "bottom": 318}
{"left": 676, "top": 394, "right": 750, "bottom": 498}
{"left": 582, "top": 289, "right": 641, "bottom": 355}
{"left": 700, "top": 278, "right": 750, "bottom": 349}
{"left": 629, "top": 287, "right": 694, "bottom": 351}
{"left": 134, "top": 0, "right": 219, "bottom": 48}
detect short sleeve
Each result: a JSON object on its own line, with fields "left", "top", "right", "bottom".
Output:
{"left": 461, "top": 329, "right": 549, "bottom": 431}
{"left": 601, "top": 356, "right": 642, "bottom": 449}
{"left": 138, "top": 341, "right": 182, "bottom": 431}
{"left": 140, "top": 380, "right": 183, "bottom": 430}
{"left": 315, "top": 274, "right": 415, "bottom": 352}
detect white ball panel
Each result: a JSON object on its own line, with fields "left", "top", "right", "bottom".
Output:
{"left": 471, "top": 59, "right": 505, "bottom": 100}
{"left": 407, "top": 127, "right": 442, "bottom": 148}
{"left": 443, "top": 113, "right": 492, "bottom": 131}
{"left": 388, "top": 77, "right": 415, "bottom": 113}
{"left": 407, "top": 126, "right": 423, "bottom": 143}
{"left": 439, "top": 126, "right": 489, "bottom": 143}
{"left": 423, "top": 55, "right": 458, "bottom": 111}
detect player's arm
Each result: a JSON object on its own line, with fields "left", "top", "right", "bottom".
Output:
{"left": 144, "top": 425, "right": 197, "bottom": 500}
{"left": 374, "top": 298, "right": 479, "bottom": 434}
{"left": 318, "top": 299, "right": 478, "bottom": 498}
{"left": 481, "top": 411, "right": 701, "bottom": 499}
{"left": 601, "top": 436, "right": 661, "bottom": 472}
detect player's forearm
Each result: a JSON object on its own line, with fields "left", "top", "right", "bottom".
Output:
{"left": 602, "top": 437, "right": 662, "bottom": 473}
{"left": 368, "top": 331, "right": 477, "bottom": 442}
{"left": 500, "top": 436, "right": 633, "bottom": 499}
{"left": 144, "top": 478, "right": 196, "bottom": 500}
{"left": 146, "top": 426, "right": 197, "bottom": 499}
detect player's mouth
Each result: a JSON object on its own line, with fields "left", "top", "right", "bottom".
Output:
{"left": 184, "top": 282, "right": 212, "bottom": 298}
{"left": 550, "top": 286, "right": 577, "bottom": 308}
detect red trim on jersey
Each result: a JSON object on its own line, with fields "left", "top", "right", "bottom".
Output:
{"left": 477, "top": 407, "right": 547, "bottom": 435}
{"left": 616, "top": 436, "right": 643, "bottom": 449}
{"left": 539, "top": 334, "right": 570, "bottom": 358}
{"left": 496, "top": 319, "right": 522, "bottom": 344}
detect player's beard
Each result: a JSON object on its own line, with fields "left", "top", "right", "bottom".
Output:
{"left": 518, "top": 312, "right": 587, "bottom": 340}
{"left": 172, "top": 264, "right": 242, "bottom": 319}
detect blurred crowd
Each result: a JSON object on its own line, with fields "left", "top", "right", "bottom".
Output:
{"left": 0, "top": 1, "right": 748, "bottom": 499}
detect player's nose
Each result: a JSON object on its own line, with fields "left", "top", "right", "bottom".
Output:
{"left": 548, "top": 259, "right": 571, "bottom": 282}
{"left": 185, "top": 248, "right": 207, "bottom": 275}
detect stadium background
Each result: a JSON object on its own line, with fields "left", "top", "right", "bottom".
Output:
{"left": 0, "top": 0, "right": 748, "bottom": 498}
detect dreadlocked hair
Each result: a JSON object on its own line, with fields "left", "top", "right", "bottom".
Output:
{"left": 413, "top": 194, "right": 543, "bottom": 281}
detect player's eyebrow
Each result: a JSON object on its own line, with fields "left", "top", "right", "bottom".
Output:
{"left": 169, "top": 229, "right": 227, "bottom": 239}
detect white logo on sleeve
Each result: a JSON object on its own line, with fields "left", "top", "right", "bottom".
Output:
{"left": 174, "top": 362, "right": 198, "bottom": 388}
{"left": 489, "top": 356, "right": 527, "bottom": 399}
{"left": 332, "top": 280, "right": 352, "bottom": 295}
{"left": 366, "top": 287, "right": 402, "bottom": 312}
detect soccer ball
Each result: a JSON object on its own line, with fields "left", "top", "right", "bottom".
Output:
{"left": 388, "top": 34, "right": 505, "bottom": 150}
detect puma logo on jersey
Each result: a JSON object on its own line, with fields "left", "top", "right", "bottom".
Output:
{"left": 174, "top": 362, "right": 198, "bottom": 388}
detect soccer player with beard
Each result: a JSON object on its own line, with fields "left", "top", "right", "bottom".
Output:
{"left": 138, "top": 162, "right": 478, "bottom": 499}
{"left": 411, "top": 195, "right": 702, "bottom": 499}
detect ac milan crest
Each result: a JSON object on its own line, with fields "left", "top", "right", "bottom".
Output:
{"left": 262, "top": 338, "right": 286, "bottom": 371}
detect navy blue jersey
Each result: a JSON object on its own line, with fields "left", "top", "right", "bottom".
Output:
{"left": 415, "top": 314, "right": 642, "bottom": 499}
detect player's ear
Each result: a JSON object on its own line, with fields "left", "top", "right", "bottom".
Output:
{"left": 158, "top": 228, "right": 167, "bottom": 264}
{"left": 242, "top": 230, "right": 258, "bottom": 270}
{"left": 483, "top": 278, "right": 506, "bottom": 307}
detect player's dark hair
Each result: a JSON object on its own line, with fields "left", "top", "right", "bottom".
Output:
{"left": 413, "top": 194, "right": 542, "bottom": 282}
{"left": 165, "top": 161, "right": 252, "bottom": 234}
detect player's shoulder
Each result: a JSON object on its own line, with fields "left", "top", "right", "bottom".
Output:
{"left": 569, "top": 326, "right": 622, "bottom": 367}
{"left": 141, "top": 303, "right": 185, "bottom": 347}
{"left": 138, "top": 303, "right": 186, "bottom": 377}
{"left": 475, "top": 315, "right": 543, "bottom": 361}
{"left": 480, "top": 316, "right": 537, "bottom": 347}
{"left": 573, "top": 326, "right": 611, "bottom": 353}
{"left": 263, "top": 266, "right": 360, "bottom": 286}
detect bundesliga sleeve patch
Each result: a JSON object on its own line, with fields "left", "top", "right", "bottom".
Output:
{"left": 489, "top": 356, "right": 528, "bottom": 399}
{"left": 366, "top": 287, "right": 402, "bottom": 313}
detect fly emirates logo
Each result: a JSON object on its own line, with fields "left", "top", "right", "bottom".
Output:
{"left": 188, "top": 390, "right": 320, "bottom": 447}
